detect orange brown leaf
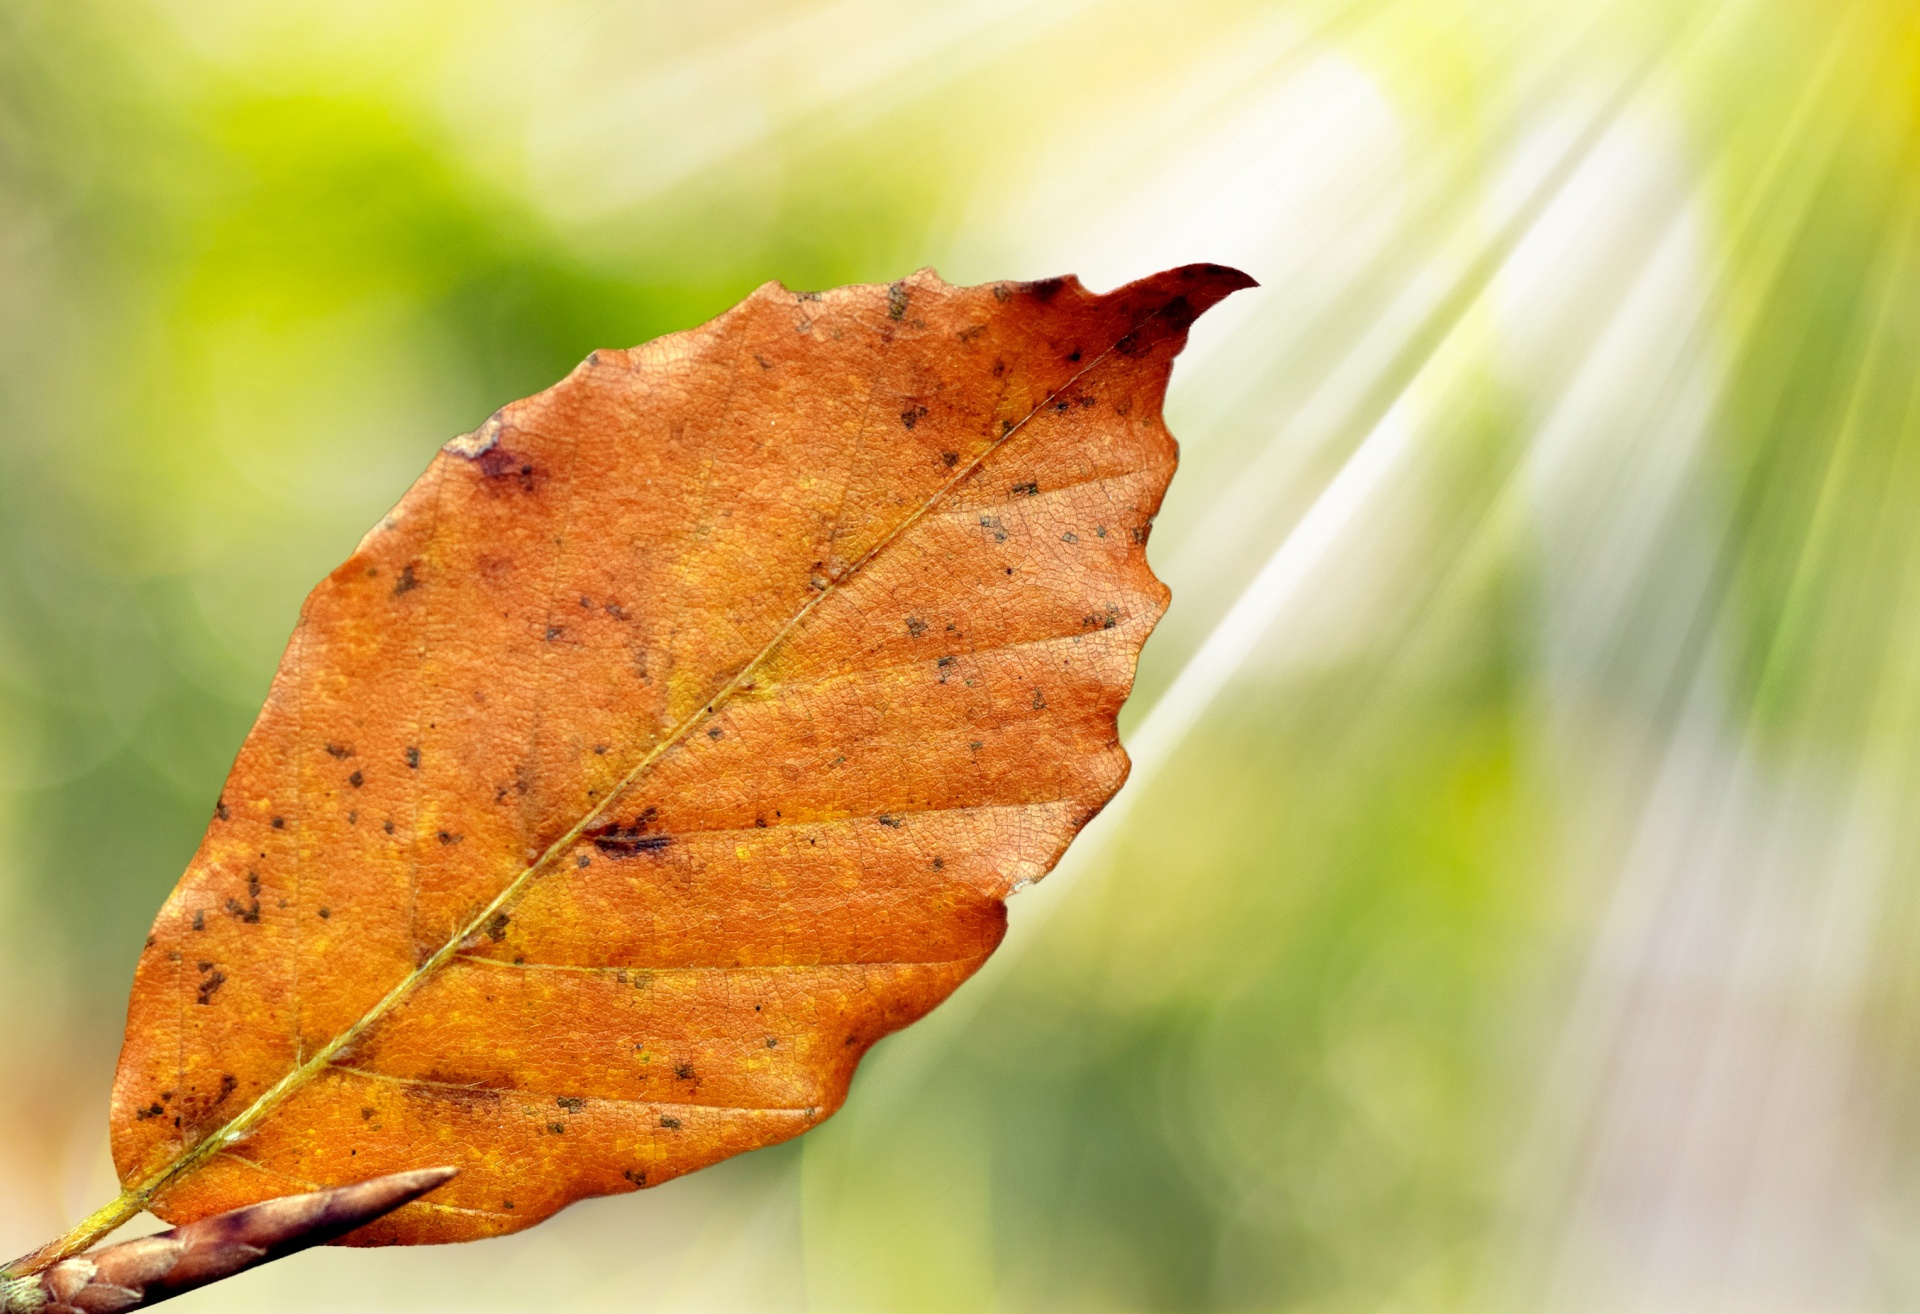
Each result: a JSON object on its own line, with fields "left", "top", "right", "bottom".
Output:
{"left": 100, "top": 264, "right": 1253, "bottom": 1249}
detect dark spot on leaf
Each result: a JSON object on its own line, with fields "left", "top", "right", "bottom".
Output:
{"left": 438, "top": 831, "right": 462, "bottom": 845}
{"left": 1114, "top": 294, "right": 1197, "bottom": 356}
{"left": 887, "top": 283, "right": 909, "bottom": 320}
{"left": 548, "top": 1122, "right": 565, "bottom": 1135}
{"left": 1032, "top": 688, "right": 1047, "bottom": 710}
{"left": 1010, "top": 481, "right": 1039, "bottom": 497}
{"left": 707, "top": 725, "right": 723, "bottom": 740}
{"left": 1067, "top": 349, "right": 1081, "bottom": 361}
{"left": 405, "top": 746, "right": 421, "bottom": 769}
{"left": 192, "top": 910, "right": 205, "bottom": 932}
{"left": 349, "top": 769, "right": 364, "bottom": 788}
{"left": 674, "top": 1064, "right": 695, "bottom": 1080}
{"left": 660, "top": 1116, "right": 682, "bottom": 1130}
{"left": 576, "top": 854, "right": 591, "bottom": 869}
{"left": 226, "top": 874, "right": 261, "bottom": 923}
{"left": 765, "top": 1037, "right": 778, "bottom": 1048}
{"left": 932, "top": 856, "right": 945, "bottom": 870}
{"left": 878, "top": 815, "right": 904, "bottom": 828}
{"left": 906, "top": 617, "right": 927, "bottom": 638}
{"left": 392, "top": 564, "right": 419, "bottom": 596}
{"left": 476, "top": 446, "right": 542, "bottom": 494}
{"left": 624, "top": 1169, "right": 648, "bottom": 1187}
{"left": 1158, "top": 293, "right": 1199, "bottom": 332}
{"left": 486, "top": 913, "right": 510, "bottom": 942}
{"left": 271, "top": 816, "right": 284, "bottom": 829}
{"left": 557, "top": 1096, "right": 585, "bottom": 1112}
{"left": 942, "top": 450, "right": 959, "bottom": 467}
{"left": 196, "top": 970, "right": 226, "bottom": 1004}
{"left": 215, "top": 798, "right": 229, "bottom": 822}
{"left": 592, "top": 825, "right": 673, "bottom": 857}
{"left": 318, "top": 907, "right": 330, "bottom": 919}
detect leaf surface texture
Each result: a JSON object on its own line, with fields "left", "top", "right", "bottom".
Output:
{"left": 110, "top": 264, "right": 1253, "bottom": 1242}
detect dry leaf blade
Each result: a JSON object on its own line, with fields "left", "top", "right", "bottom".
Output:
{"left": 92, "top": 263, "right": 1253, "bottom": 1249}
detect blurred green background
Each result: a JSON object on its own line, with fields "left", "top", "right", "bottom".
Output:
{"left": 5, "top": 0, "right": 1920, "bottom": 1309}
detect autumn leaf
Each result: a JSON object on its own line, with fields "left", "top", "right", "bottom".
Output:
{"left": 19, "top": 263, "right": 1252, "bottom": 1272}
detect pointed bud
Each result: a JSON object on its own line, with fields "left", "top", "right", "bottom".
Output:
{"left": 3, "top": 1168, "right": 455, "bottom": 1313}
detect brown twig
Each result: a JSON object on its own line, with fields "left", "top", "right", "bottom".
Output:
{"left": 0, "top": 1167, "right": 456, "bottom": 1313}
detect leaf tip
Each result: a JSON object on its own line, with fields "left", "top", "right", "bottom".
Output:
{"left": 1157, "top": 262, "right": 1259, "bottom": 310}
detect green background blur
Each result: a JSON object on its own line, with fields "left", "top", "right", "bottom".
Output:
{"left": 5, "top": 1, "right": 1920, "bottom": 1310}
